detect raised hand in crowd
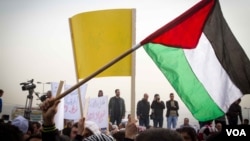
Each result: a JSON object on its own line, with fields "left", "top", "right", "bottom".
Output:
{"left": 77, "top": 117, "right": 85, "bottom": 136}
{"left": 40, "top": 97, "right": 60, "bottom": 126}
{"left": 39, "top": 97, "right": 60, "bottom": 141}
{"left": 124, "top": 117, "right": 138, "bottom": 141}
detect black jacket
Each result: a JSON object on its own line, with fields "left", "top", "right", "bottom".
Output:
{"left": 108, "top": 96, "right": 126, "bottom": 119}
{"left": 137, "top": 99, "right": 150, "bottom": 118}
{"left": 166, "top": 100, "right": 179, "bottom": 117}
{"left": 151, "top": 100, "right": 165, "bottom": 117}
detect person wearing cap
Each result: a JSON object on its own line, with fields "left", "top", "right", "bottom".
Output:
{"left": 11, "top": 115, "right": 30, "bottom": 140}
{"left": 74, "top": 117, "right": 115, "bottom": 141}
{"left": 11, "top": 115, "right": 29, "bottom": 133}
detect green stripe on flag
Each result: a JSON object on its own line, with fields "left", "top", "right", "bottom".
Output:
{"left": 144, "top": 43, "right": 224, "bottom": 121}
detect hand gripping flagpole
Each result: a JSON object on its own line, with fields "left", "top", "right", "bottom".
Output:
{"left": 52, "top": 43, "right": 142, "bottom": 103}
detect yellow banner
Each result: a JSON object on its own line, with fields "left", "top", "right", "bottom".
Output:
{"left": 69, "top": 9, "right": 135, "bottom": 79}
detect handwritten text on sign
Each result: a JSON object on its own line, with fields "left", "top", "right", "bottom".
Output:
{"left": 64, "top": 84, "right": 87, "bottom": 120}
{"left": 87, "top": 96, "right": 108, "bottom": 129}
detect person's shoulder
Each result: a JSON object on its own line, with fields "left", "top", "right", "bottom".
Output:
{"left": 151, "top": 100, "right": 156, "bottom": 105}
{"left": 142, "top": 100, "right": 150, "bottom": 105}
{"left": 166, "top": 100, "right": 171, "bottom": 103}
{"left": 109, "top": 97, "right": 115, "bottom": 102}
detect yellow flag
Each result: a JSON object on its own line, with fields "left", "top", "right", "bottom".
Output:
{"left": 69, "top": 9, "right": 135, "bottom": 79}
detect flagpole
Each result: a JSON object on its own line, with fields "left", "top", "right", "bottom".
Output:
{"left": 130, "top": 48, "right": 136, "bottom": 119}
{"left": 53, "top": 43, "right": 142, "bottom": 102}
{"left": 69, "top": 18, "right": 85, "bottom": 118}
{"left": 130, "top": 10, "right": 136, "bottom": 119}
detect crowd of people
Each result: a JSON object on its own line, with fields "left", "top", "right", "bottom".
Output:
{"left": 0, "top": 88, "right": 249, "bottom": 141}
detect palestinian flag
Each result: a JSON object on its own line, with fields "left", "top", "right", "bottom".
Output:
{"left": 141, "top": 0, "right": 250, "bottom": 121}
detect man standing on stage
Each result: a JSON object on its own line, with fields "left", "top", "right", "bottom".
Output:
{"left": 108, "top": 89, "right": 126, "bottom": 125}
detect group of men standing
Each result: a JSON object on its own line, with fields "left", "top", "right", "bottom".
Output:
{"left": 136, "top": 93, "right": 179, "bottom": 129}
{"left": 107, "top": 89, "right": 179, "bottom": 129}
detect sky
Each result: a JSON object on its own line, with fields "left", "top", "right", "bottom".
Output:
{"left": 1, "top": 0, "right": 250, "bottom": 127}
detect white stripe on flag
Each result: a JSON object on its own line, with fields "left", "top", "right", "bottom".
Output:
{"left": 184, "top": 33, "right": 242, "bottom": 112}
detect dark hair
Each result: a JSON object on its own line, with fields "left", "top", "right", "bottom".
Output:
{"left": 72, "top": 122, "right": 78, "bottom": 128}
{"left": 135, "top": 128, "right": 183, "bottom": 141}
{"left": 0, "top": 89, "right": 4, "bottom": 95}
{"left": 112, "top": 130, "right": 125, "bottom": 141}
{"left": 115, "top": 89, "right": 120, "bottom": 93}
{"left": 62, "top": 127, "right": 71, "bottom": 137}
{"left": 28, "top": 121, "right": 34, "bottom": 134}
{"left": 154, "top": 94, "right": 159, "bottom": 97}
{"left": 206, "top": 132, "right": 223, "bottom": 141}
{"left": 243, "top": 118, "right": 249, "bottom": 125}
{"left": 0, "top": 123, "right": 23, "bottom": 141}
{"left": 237, "top": 98, "right": 241, "bottom": 103}
{"left": 176, "top": 127, "right": 198, "bottom": 141}
{"left": 32, "top": 121, "right": 41, "bottom": 128}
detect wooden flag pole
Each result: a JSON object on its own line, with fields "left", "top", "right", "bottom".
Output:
{"left": 56, "top": 81, "right": 64, "bottom": 97}
{"left": 77, "top": 84, "right": 84, "bottom": 118}
{"left": 52, "top": 44, "right": 142, "bottom": 103}
{"left": 83, "top": 97, "right": 90, "bottom": 118}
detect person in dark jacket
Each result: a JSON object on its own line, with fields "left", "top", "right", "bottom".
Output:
{"left": 108, "top": 89, "right": 126, "bottom": 125}
{"left": 226, "top": 98, "right": 243, "bottom": 125}
{"left": 151, "top": 94, "right": 165, "bottom": 128}
{"left": 166, "top": 93, "right": 179, "bottom": 129}
{"left": 136, "top": 93, "right": 150, "bottom": 128}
